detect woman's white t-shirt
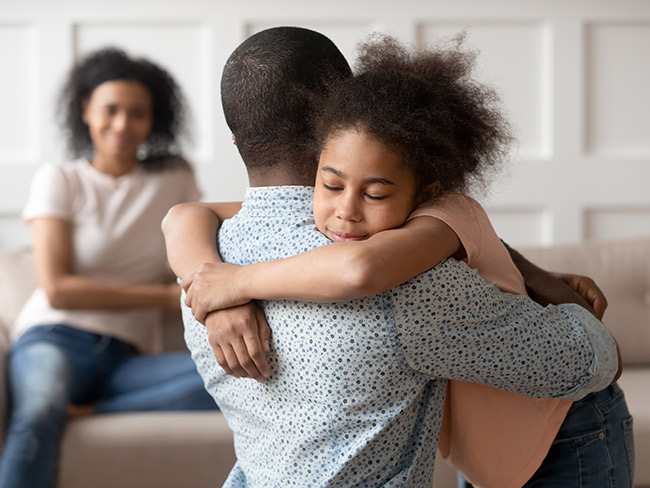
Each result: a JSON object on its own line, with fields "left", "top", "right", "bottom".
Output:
{"left": 13, "top": 159, "right": 201, "bottom": 353}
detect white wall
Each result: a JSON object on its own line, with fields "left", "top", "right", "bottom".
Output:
{"left": 1, "top": 0, "right": 649, "bottom": 250}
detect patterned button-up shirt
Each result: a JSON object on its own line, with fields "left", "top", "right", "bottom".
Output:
{"left": 182, "top": 186, "right": 617, "bottom": 488}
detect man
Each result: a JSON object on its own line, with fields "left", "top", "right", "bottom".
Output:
{"left": 164, "top": 27, "right": 620, "bottom": 487}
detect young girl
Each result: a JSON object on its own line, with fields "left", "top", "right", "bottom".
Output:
{"left": 167, "top": 35, "right": 631, "bottom": 487}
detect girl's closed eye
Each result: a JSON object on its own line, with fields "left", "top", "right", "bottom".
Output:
{"left": 322, "top": 182, "right": 342, "bottom": 192}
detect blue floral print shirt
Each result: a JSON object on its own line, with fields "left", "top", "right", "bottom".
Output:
{"left": 182, "top": 186, "right": 618, "bottom": 488}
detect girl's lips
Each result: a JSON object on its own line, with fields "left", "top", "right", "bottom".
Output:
{"left": 329, "top": 230, "right": 367, "bottom": 242}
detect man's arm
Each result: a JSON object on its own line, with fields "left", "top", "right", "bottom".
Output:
{"left": 504, "top": 241, "right": 622, "bottom": 383}
{"left": 392, "top": 259, "right": 619, "bottom": 400}
{"left": 504, "top": 240, "right": 604, "bottom": 316}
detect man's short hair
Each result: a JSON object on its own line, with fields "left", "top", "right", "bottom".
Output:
{"left": 221, "top": 26, "right": 351, "bottom": 172}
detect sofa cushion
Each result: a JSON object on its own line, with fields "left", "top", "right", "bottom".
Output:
{"left": 521, "top": 238, "right": 650, "bottom": 366}
{"left": 58, "top": 412, "right": 235, "bottom": 488}
{"left": 0, "top": 251, "right": 37, "bottom": 335}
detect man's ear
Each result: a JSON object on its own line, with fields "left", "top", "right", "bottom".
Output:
{"left": 417, "top": 181, "right": 441, "bottom": 205}
{"left": 231, "top": 133, "right": 237, "bottom": 146}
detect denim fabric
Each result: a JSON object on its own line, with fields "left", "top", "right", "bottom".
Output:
{"left": 458, "top": 383, "right": 634, "bottom": 488}
{"left": 0, "top": 324, "right": 217, "bottom": 488}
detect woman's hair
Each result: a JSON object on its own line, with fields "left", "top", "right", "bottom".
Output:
{"left": 315, "top": 34, "right": 514, "bottom": 195}
{"left": 58, "top": 47, "right": 190, "bottom": 170}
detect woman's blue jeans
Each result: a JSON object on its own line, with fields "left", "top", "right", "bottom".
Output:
{"left": 0, "top": 324, "right": 217, "bottom": 488}
{"left": 458, "top": 382, "right": 635, "bottom": 488}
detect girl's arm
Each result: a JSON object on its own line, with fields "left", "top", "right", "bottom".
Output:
{"left": 183, "top": 215, "right": 461, "bottom": 322}
{"left": 31, "top": 217, "right": 179, "bottom": 311}
{"left": 161, "top": 201, "right": 241, "bottom": 279}
{"left": 161, "top": 201, "right": 272, "bottom": 382}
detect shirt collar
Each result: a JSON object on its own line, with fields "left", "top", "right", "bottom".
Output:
{"left": 242, "top": 186, "right": 315, "bottom": 217}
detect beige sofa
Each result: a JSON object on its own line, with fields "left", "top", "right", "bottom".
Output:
{"left": 0, "top": 251, "right": 237, "bottom": 488}
{"left": 1, "top": 238, "right": 648, "bottom": 487}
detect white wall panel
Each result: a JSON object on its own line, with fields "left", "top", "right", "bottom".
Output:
{"left": 0, "top": 216, "right": 31, "bottom": 251}
{"left": 248, "top": 21, "right": 384, "bottom": 65}
{"left": 484, "top": 207, "right": 553, "bottom": 247}
{"left": 585, "top": 23, "right": 650, "bottom": 158}
{"left": 419, "top": 22, "right": 552, "bottom": 160}
{"left": 0, "top": 0, "right": 649, "bottom": 251}
{"left": 0, "top": 25, "right": 39, "bottom": 165}
{"left": 585, "top": 207, "right": 650, "bottom": 241}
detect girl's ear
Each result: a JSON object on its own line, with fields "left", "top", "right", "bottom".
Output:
{"left": 231, "top": 133, "right": 237, "bottom": 146}
{"left": 417, "top": 181, "right": 441, "bottom": 204}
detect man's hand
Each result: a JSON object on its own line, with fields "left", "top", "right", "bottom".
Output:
{"left": 504, "top": 241, "right": 608, "bottom": 318}
{"left": 182, "top": 262, "right": 247, "bottom": 322}
{"left": 554, "top": 272, "right": 608, "bottom": 319}
{"left": 204, "top": 302, "right": 272, "bottom": 382}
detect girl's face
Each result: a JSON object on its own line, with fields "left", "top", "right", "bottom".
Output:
{"left": 82, "top": 80, "right": 153, "bottom": 168}
{"left": 313, "top": 129, "right": 419, "bottom": 242}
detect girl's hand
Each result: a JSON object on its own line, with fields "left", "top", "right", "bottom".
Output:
{"left": 182, "top": 262, "right": 247, "bottom": 322}
{"left": 554, "top": 272, "right": 608, "bottom": 319}
{"left": 204, "top": 303, "right": 271, "bottom": 382}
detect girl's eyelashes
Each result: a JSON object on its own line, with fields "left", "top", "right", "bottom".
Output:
{"left": 322, "top": 182, "right": 387, "bottom": 200}
{"left": 322, "top": 183, "right": 342, "bottom": 192}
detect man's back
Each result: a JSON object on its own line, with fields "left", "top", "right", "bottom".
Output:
{"left": 184, "top": 187, "right": 446, "bottom": 486}
{"left": 183, "top": 186, "right": 617, "bottom": 487}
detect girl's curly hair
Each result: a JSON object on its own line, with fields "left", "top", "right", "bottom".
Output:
{"left": 315, "top": 34, "right": 514, "bottom": 195}
{"left": 58, "top": 48, "right": 190, "bottom": 170}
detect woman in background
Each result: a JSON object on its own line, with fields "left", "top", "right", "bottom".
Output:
{"left": 0, "top": 48, "right": 216, "bottom": 488}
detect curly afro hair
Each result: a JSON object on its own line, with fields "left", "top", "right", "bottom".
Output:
{"left": 315, "top": 34, "right": 514, "bottom": 196}
{"left": 58, "top": 47, "right": 190, "bottom": 169}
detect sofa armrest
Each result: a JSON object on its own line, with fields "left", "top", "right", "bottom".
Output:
{"left": 0, "top": 325, "right": 9, "bottom": 450}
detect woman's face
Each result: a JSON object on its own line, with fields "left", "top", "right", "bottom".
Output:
{"left": 313, "top": 129, "right": 419, "bottom": 242}
{"left": 82, "top": 80, "right": 153, "bottom": 167}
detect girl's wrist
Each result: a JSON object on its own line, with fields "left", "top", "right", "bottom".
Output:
{"left": 232, "top": 264, "right": 253, "bottom": 304}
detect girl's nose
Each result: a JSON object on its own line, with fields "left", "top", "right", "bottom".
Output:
{"left": 335, "top": 193, "right": 362, "bottom": 222}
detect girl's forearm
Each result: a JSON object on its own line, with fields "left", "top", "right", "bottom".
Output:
{"left": 235, "top": 243, "right": 373, "bottom": 302}
{"left": 162, "top": 203, "right": 226, "bottom": 279}
{"left": 236, "top": 217, "right": 460, "bottom": 302}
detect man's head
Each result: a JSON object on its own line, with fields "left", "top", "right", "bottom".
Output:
{"left": 221, "top": 27, "right": 351, "bottom": 184}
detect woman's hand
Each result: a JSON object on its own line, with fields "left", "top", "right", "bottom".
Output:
{"left": 204, "top": 303, "right": 271, "bottom": 382}
{"left": 182, "top": 262, "right": 248, "bottom": 323}
{"left": 161, "top": 283, "right": 183, "bottom": 311}
{"left": 554, "top": 272, "right": 608, "bottom": 320}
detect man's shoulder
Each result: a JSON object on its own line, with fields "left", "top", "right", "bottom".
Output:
{"left": 389, "top": 258, "right": 500, "bottom": 314}
{"left": 393, "top": 258, "right": 475, "bottom": 291}
{"left": 220, "top": 212, "right": 329, "bottom": 263}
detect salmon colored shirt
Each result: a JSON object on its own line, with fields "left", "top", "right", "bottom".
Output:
{"left": 409, "top": 192, "right": 572, "bottom": 488}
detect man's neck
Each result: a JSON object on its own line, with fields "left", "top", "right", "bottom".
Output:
{"left": 247, "top": 166, "right": 315, "bottom": 187}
